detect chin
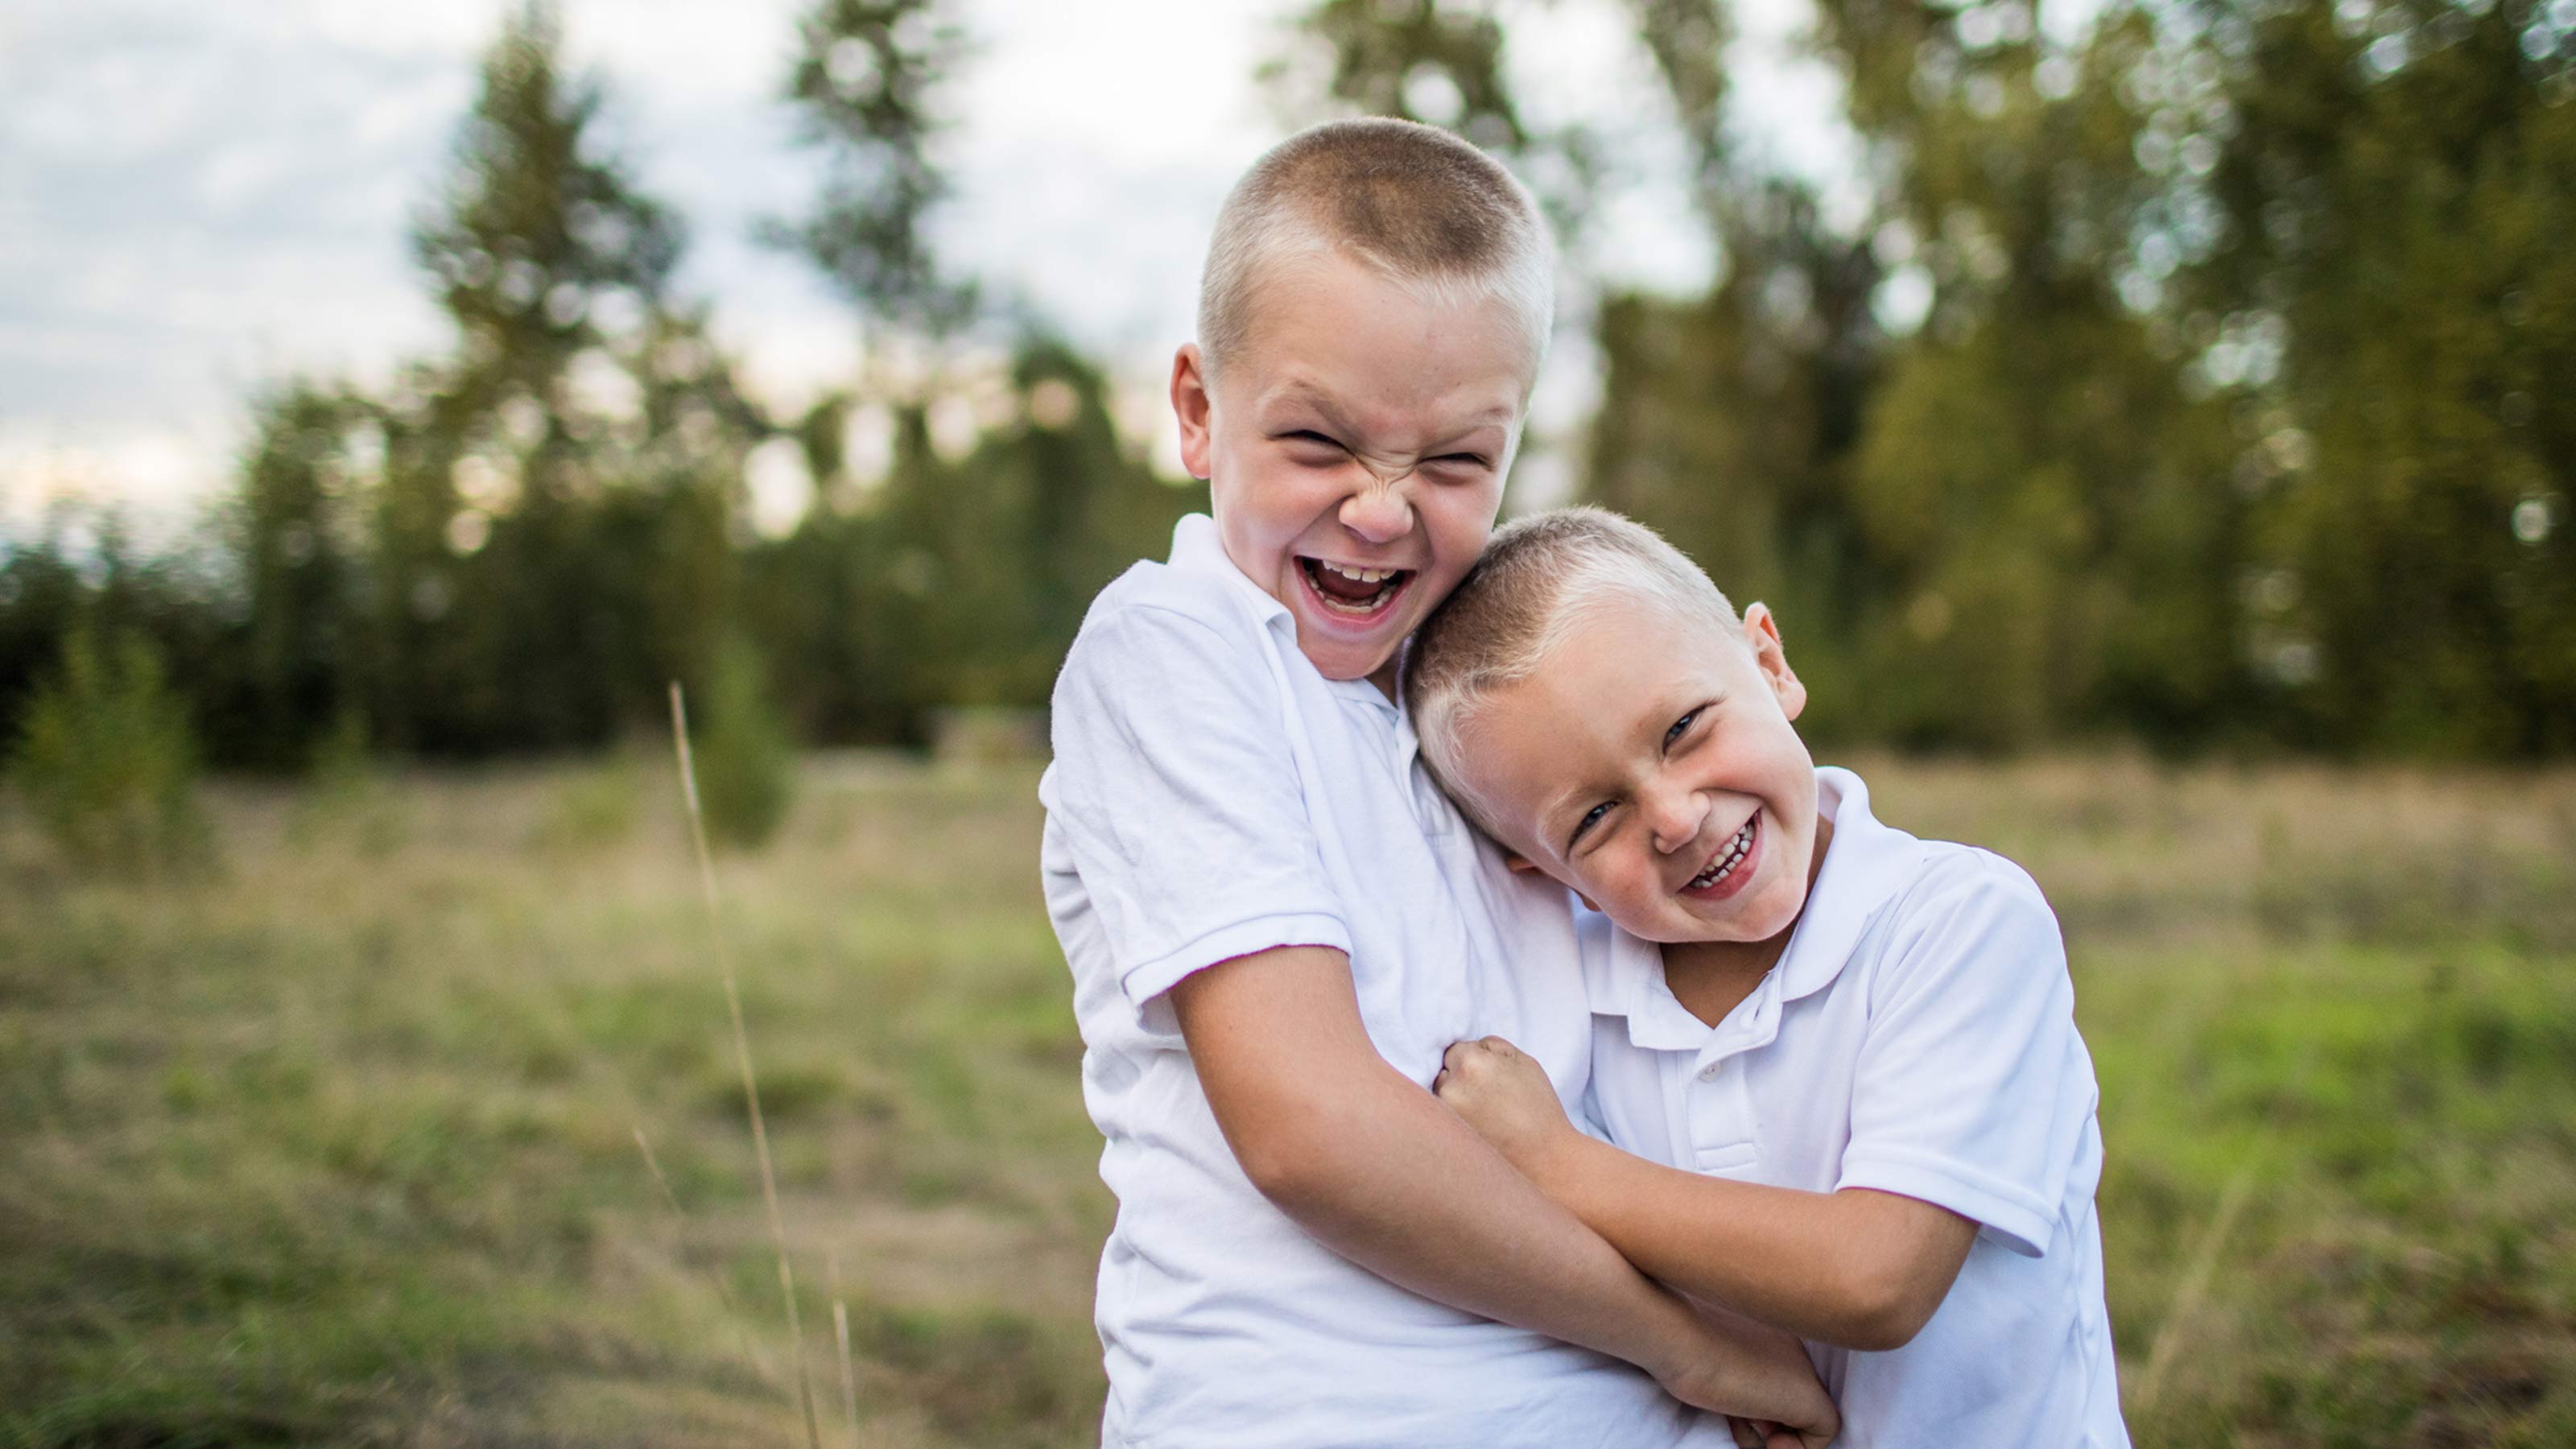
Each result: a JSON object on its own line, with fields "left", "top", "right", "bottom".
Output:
{"left": 1298, "top": 637, "right": 1397, "bottom": 681}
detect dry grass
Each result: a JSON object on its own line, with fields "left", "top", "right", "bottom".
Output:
{"left": 2, "top": 749, "right": 2572, "bottom": 1447}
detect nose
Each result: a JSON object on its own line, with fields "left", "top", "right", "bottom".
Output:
{"left": 1643, "top": 778, "right": 1709, "bottom": 857}
{"left": 1338, "top": 476, "right": 1415, "bottom": 545}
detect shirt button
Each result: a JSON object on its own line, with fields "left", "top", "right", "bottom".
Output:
{"left": 1696, "top": 1064, "right": 1720, "bottom": 1083}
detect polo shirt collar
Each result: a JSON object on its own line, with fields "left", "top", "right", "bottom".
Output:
{"left": 1166, "top": 513, "right": 1290, "bottom": 630}
{"left": 1589, "top": 766, "right": 1925, "bottom": 1055}
{"left": 1167, "top": 513, "right": 1400, "bottom": 719}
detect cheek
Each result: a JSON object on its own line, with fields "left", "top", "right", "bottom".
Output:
{"left": 1422, "top": 492, "right": 1500, "bottom": 572}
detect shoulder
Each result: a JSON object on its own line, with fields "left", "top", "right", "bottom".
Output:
{"left": 1088, "top": 551, "right": 1257, "bottom": 633}
{"left": 1870, "top": 842, "right": 2066, "bottom": 989}
{"left": 1898, "top": 842, "right": 2055, "bottom": 923}
{"left": 1058, "top": 559, "right": 1273, "bottom": 697}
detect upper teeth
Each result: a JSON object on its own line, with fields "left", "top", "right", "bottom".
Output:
{"left": 1319, "top": 561, "right": 1397, "bottom": 584}
{"left": 1687, "top": 817, "right": 1756, "bottom": 890}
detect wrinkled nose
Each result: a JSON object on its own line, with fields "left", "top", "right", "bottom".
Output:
{"left": 1645, "top": 782, "right": 1710, "bottom": 857}
{"left": 1339, "top": 481, "right": 1414, "bottom": 544}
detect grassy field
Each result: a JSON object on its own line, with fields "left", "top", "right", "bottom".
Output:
{"left": 3, "top": 750, "right": 2574, "bottom": 1447}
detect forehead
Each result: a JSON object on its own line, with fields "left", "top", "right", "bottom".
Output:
{"left": 1229, "top": 252, "right": 1538, "bottom": 416}
{"left": 1457, "top": 602, "right": 1742, "bottom": 804}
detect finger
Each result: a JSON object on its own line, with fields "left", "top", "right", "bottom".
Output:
{"left": 1725, "top": 1417, "right": 1765, "bottom": 1449}
{"left": 1443, "top": 1040, "right": 1472, "bottom": 1070}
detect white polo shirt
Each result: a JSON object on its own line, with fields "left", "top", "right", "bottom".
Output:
{"left": 1581, "top": 767, "right": 2130, "bottom": 1449}
{"left": 1040, "top": 514, "right": 1731, "bottom": 1449}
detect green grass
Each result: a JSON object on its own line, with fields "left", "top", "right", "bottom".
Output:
{"left": 2, "top": 749, "right": 2573, "bottom": 1446}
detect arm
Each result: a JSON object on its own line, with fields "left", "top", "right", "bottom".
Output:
{"left": 1173, "top": 947, "right": 1838, "bottom": 1441}
{"left": 1439, "top": 1038, "right": 1975, "bottom": 1352}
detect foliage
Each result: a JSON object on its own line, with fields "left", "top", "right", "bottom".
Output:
{"left": 1264, "top": 0, "right": 2572, "bottom": 758}
{"left": 411, "top": 0, "right": 684, "bottom": 407}
{"left": 2182, "top": 0, "right": 2576, "bottom": 754}
{"left": 691, "top": 635, "right": 795, "bottom": 850}
{"left": 2, "top": 1, "right": 2569, "bottom": 766}
{"left": 771, "top": 0, "right": 977, "bottom": 336}
{"left": 6, "top": 625, "right": 211, "bottom": 877}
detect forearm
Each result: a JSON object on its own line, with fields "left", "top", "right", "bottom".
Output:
{"left": 1261, "top": 1064, "right": 1831, "bottom": 1426}
{"left": 1261, "top": 1059, "right": 1710, "bottom": 1369}
{"left": 1540, "top": 1134, "right": 1964, "bottom": 1350}
{"left": 1173, "top": 948, "right": 1825, "bottom": 1425}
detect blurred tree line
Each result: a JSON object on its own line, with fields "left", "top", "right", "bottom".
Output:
{"left": 2, "top": 0, "right": 2569, "bottom": 767}
{"left": 1285, "top": 0, "right": 2572, "bottom": 755}
{"left": 0, "top": 0, "right": 1201, "bottom": 773}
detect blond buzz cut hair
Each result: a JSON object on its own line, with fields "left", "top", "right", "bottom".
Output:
{"left": 1403, "top": 506, "right": 1742, "bottom": 838}
{"left": 1198, "top": 118, "right": 1554, "bottom": 391}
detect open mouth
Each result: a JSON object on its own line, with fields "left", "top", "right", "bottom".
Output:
{"left": 1298, "top": 555, "right": 1414, "bottom": 621}
{"left": 1681, "top": 812, "right": 1760, "bottom": 899}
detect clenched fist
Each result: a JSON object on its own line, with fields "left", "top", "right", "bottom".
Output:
{"left": 1434, "top": 1036, "right": 1583, "bottom": 1186}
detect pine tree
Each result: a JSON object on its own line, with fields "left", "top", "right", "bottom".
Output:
{"left": 772, "top": 0, "right": 976, "bottom": 338}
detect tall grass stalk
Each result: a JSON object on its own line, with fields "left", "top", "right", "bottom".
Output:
{"left": 2133, "top": 1150, "right": 2261, "bottom": 1413}
{"left": 830, "top": 1249, "right": 860, "bottom": 1449}
{"left": 633, "top": 1125, "right": 772, "bottom": 1378}
{"left": 670, "top": 682, "right": 824, "bottom": 1449}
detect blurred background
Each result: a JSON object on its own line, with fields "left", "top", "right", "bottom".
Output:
{"left": 2, "top": 1, "right": 2572, "bottom": 1445}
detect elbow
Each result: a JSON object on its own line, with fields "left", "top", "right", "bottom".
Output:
{"left": 1825, "top": 1269, "right": 1942, "bottom": 1353}
{"left": 1229, "top": 1100, "right": 1356, "bottom": 1216}
{"left": 1837, "top": 1299, "right": 1934, "bottom": 1354}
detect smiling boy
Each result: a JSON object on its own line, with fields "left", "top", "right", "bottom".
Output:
{"left": 1038, "top": 123, "right": 1833, "bottom": 1447}
{"left": 1408, "top": 509, "right": 2129, "bottom": 1447}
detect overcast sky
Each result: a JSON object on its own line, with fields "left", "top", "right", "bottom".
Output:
{"left": 0, "top": 0, "right": 1852, "bottom": 538}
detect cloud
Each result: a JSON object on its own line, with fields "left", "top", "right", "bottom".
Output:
{"left": 1, "top": 0, "right": 1844, "bottom": 525}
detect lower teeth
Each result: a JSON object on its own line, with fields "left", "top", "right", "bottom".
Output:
{"left": 1693, "top": 824, "right": 1753, "bottom": 889}
{"left": 1311, "top": 566, "right": 1393, "bottom": 613}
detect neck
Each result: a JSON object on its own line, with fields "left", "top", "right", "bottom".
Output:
{"left": 1367, "top": 655, "right": 1401, "bottom": 700}
{"left": 1659, "top": 814, "right": 1835, "bottom": 1028}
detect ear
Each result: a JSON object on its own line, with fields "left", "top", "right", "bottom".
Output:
{"left": 1508, "top": 852, "right": 1594, "bottom": 911}
{"left": 1169, "top": 344, "right": 1214, "bottom": 481}
{"left": 1740, "top": 603, "right": 1808, "bottom": 724}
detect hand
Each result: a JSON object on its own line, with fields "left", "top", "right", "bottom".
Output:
{"left": 1655, "top": 1315, "right": 1837, "bottom": 1449}
{"left": 1433, "top": 1036, "right": 1580, "bottom": 1184}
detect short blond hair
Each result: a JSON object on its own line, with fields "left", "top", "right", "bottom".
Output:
{"left": 1403, "top": 507, "right": 1740, "bottom": 834}
{"left": 1199, "top": 118, "right": 1553, "bottom": 390}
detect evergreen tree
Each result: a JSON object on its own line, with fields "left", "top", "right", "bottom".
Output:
{"left": 773, "top": 0, "right": 976, "bottom": 337}
{"left": 381, "top": 1, "right": 763, "bottom": 753}
{"left": 227, "top": 382, "right": 370, "bottom": 768}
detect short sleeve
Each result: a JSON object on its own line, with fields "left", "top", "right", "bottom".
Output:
{"left": 1834, "top": 862, "right": 2095, "bottom": 1258}
{"left": 1046, "top": 603, "right": 1352, "bottom": 1008}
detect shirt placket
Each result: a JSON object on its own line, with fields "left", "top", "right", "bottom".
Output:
{"left": 1679, "top": 976, "right": 1782, "bottom": 1178}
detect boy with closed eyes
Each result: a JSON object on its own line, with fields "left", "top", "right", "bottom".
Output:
{"left": 1038, "top": 124, "right": 1835, "bottom": 1447}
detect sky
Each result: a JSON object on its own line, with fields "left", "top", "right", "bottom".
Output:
{"left": 0, "top": 0, "right": 1856, "bottom": 539}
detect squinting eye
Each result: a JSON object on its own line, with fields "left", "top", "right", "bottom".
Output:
{"left": 1663, "top": 709, "right": 1701, "bottom": 750}
{"left": 1571, "top": 801, "right": 1611, "bottom": 845}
